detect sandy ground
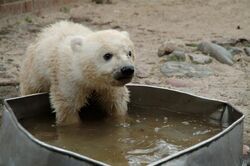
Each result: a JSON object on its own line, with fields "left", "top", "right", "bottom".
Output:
{"left": 0, "top": 0, "right": 250, "bottom": 147}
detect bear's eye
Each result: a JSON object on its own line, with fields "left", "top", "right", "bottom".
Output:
{"left": 128, "top": 51, "right": 132, "bottom": 57}
{"left": 103, "top": 53, "right": 113, "bottom": 61}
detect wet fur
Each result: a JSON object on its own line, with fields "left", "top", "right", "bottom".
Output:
{"left": 19, "top": 21, "right": 135, "bottom": 125}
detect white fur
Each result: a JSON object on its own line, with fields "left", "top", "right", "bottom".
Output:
{"left": 19, "top": 21, "right": 135, "bottom": 125}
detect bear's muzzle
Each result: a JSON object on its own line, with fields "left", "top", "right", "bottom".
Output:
{"left": 113, "top": 65, "right": 134, "bottom": 85}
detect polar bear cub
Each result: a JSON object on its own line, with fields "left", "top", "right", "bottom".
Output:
{"left": 20, "top": 21, "right": 135, "bottom": 125}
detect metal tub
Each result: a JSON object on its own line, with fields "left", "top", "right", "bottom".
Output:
{"left": 1, "top": 84, "right": 244, "bottom": 166}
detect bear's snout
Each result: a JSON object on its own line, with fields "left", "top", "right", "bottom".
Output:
{"left": 113, "top": 65, "right": 134, "bottom": 85}
{"left": 121, "top": 66, "right": 134, "bottom": 77}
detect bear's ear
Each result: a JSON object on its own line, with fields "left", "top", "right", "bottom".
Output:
{"left": 121, "top": 31, "right": 130, "bottom": 38}
{"left": 70, "top": 36, "right": 85, "bottom": 52}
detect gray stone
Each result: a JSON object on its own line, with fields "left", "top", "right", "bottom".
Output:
{"left": 161, "top": 62, "right": 213, "bottom": 78}
{"left": 198, "top": 42, "right": 233, "bottom": 65}
{"left": 244, "top": 47, "right": 250, "bottom": 56}
{"left": 212, "top": 38, "right": 250, "bottom": 47}
{"left": 188, "top": 54, "right": 212, "bottom": 64}
{"left": 212, "top": 38, "right": 237, "bottom": 47}
{"left": 167, "top": 50, "right": 186, "bottom": 61}
{"left": 229, "top": 47, "right": 243, "bottom": 56}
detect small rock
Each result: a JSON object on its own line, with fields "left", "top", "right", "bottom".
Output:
{"left": 188, "top": 54, "right": 212, "bottom": 64}
{"left": 212, "top": 38, "right": 250, "bottom": 47}
{"left": 228, "top": 47, "right": 243, "bottom": 56}
{"left": 158, "top": 41, "right": 185, "bottom": 57}
{"left": 161, "top": 62, "right": 213, "bottom": 78}
{"left": 198, "top": 42, "right": 233, "bottom": 65}
{"left": 158, "top": 42, "right": 176, "bottom": 57}
{"left": 167, "top": 50, "right": 186, "bottom": 61}
{"left": 244, "top": 47, "right": 250, "bottom": 56}
{"left": 235, "top": 38, "right": 250, "bottom": 46}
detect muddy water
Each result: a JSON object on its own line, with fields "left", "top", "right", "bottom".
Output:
{"left": 20, "top": 107, "right": 222, "bottom": 166}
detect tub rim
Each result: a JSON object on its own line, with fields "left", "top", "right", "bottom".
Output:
{"left": 3, "top": 83, "right": 245, "bottom": 165}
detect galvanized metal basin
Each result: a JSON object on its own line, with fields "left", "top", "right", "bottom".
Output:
{"left": 1, "top": 84, "right": 244, "bottom": 166}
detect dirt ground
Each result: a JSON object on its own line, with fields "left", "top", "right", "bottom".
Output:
{"left": 0, "top": 0, "right": 250, "bottom": 147}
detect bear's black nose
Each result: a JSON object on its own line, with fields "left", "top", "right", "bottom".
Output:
{"left": 121, "top": 66, "right": 134, "bottom": 76}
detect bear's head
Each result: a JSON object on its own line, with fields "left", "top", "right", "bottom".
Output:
{"left": 70, "top": 30, "right": 135, "bottom": 87}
